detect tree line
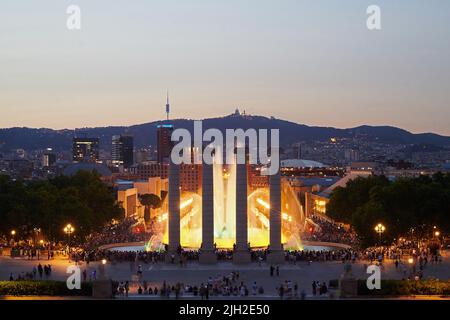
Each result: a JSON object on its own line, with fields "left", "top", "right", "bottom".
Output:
{"left": 0, "top": 171, "right": 123, "bottom": 242}
{"left": 326, "top": 172, "right": 450, "bottom": 247}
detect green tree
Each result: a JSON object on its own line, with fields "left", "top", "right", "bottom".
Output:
{"left": 326, "top": 173, "right": 450, "bottom": 247}
{"left": 139, "top": 193, "right": 162, "bottom": 223}
{"left": 0, "top": 171, "right": 123, "bottom": 242}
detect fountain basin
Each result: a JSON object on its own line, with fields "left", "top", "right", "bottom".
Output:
{"left": 102, "top": 241, "right": 351, "bottom": 253}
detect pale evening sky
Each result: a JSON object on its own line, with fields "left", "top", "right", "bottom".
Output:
{"left": 1, "top": 0, "right": 450, "bottom": 135}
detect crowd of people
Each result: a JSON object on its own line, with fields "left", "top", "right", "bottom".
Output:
{"left": 7, "top": 242, "right": 70, "bottom": 260}
{"left": 302, "top": 215, "right": 360, "bottom": 246}
{"left": 116, "top": 271, "right": 280, "bottom": 299}
{"left": 115, "top": 267, "right": 336, "bottom": 300}
{"left": 360, "top": 244, "right": 444, "bottom": 280}
{"left": 70, "top": 247, "right": 364, "bottom": 265}
{"left": 311, "top": 280, "right": 329, "bottom": 297}
{"left": 81, "top": 217, "right": 146, "bottom": 251}
{"left": 8, "top": 263, "right": 53, "bottom": 281}
{"left": 284, "top": 249, "right": 359, "bottom": 263}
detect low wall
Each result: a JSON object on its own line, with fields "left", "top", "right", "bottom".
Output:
{"left": 301, "top": 241, "right": 352, "bottom": 250}
{"left": 98, "top": 242, "right": 146, "bottom": 251}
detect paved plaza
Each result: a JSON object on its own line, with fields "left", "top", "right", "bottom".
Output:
{"left": 1, "top": 251, "right": 449, "bottom": 298}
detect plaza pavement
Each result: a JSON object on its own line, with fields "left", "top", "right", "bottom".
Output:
{"left": 1, "top": 251, "right": 449, "bottom": 297}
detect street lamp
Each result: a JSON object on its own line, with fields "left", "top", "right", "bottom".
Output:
{"left": 33, "top": 227, "right": 41, "bottom": 246}
{"left": 434, "top": 231, "right": 441, "bottom": 248}
{"left": 408, "top": 257, "right": 416, "bottom": 278}
{"left": 10, "top": 230, "right": 16, "bottom": 245}
{"left": 64, "top": 224, "right": 75, "bottom": 255}
{"left": 374, "top": 223, "right": 386, "bottom": 246}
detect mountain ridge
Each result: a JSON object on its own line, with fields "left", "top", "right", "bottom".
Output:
{"left": 1, "top": 114, "right": 450, "bottom": 152}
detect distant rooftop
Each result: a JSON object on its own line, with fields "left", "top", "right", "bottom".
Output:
{"left": 156, "top": 124, "right": 173, "bottom": 128}
{"left": 281, "top": 159, "right": 328, "bottom": 168}
{"left": 319, "top": 171, "right": 372, "bottom": 198}
{"left": 299, "top": 177, "right": 340, "bottom": 187}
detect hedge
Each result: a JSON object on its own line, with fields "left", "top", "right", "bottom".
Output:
{"left": 0, "top": 281, "right": 92, "bottom": 296}
{"left": 357, "top": 279, "right": 450, "bottom": 296}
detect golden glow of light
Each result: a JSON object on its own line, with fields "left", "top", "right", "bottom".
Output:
{"left": 375, "top": 223, "right": 385, "bottom": 233}
{"left": 313, "top": 199, "right": 327, "bottom": 214}
{"left": 64, "top": 224, "right": 74, "bottom": 233}
{"left": 251, "top": 207, "right": 270, "bottom": 228}
{"left": 256, "top": 198, "right": 270, "bottom": 209}
{"left": 158, "top": 198, "right": 194, "bottom": 223}
{"left": 257, "top": 198, "right": 292, "bottom": 222}
{"left": 151, "top": 163, "right": 305, "bottom": 250}
{"left": 11, "top": 230, "right": 16, "bottom": 236}
{"left": 408, "top": 258, "right": 414, "bottom": 264}
{"left": 158, "top": 213, "right": 168, "bottom": 222}
{"left": 102, "top": 259, "right": 107, "bottom": 265}
{"left": 39, "top": 240, "right": 44, "bottom": 244}
{"left": 435, "top": 231, "right": 440, "bottom": 237}
{"left": 180, "top": 198, "right": 194, "bottom": 209}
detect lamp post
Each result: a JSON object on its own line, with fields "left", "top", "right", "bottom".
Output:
{"left": 33, "top": 227, "right": 41, "bottom": 247}
{"left": 408, "top": 257, "right": 416, "bottom": 278}
{"left": 374, "top": 223, "right": 386, "bottom": 246}
{"left": 64, "top": 224, "right": 75, "bottom": 256}
{"left": 434, "top": 231, "right": 441, "bottom": 249}
{"left": 10, "top": 230, "right": 16, "bottom": 246}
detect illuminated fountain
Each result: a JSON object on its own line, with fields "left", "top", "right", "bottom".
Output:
{"left": 147, "top": 162, "right": 305, "bottom": 250}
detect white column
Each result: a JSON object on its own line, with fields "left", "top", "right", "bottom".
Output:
{"left": 267, "top": 168, "right": 284, "bottom": 264}
{"left": 166, "top": 159, "right": 180, "bottom": 261}
{"left": 233, "top": 160, "right": 250, "bottom": 264}
{"left": 200, "top": 162, "right": 216, "bottom": 264}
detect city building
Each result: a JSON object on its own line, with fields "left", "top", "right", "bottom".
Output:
{"left": 156, "top": 124, "right": 174, "bottom": 164}
{"left": 304, "top": 170, "right": 372, "bottom": 218}
{"left": 131, "top": 161, "right": 169, "bottom": 179}
{"left": 135, "top": 148, "right": 150, "bottom": 164}
{"left": 6, "top": 159, "right": 34, "bottom": 180}
{"left": 344, "top": 149, "right": 360, "bottom": 162}
{"left": 117, "top": 177, "right": 169, "bottom": 219}
{"left": 130, "top": 161, "right": 200, "bottom": 193}
{"left": 72, "top": 137, "right": 99, "bottom": 163}
{"left": 42, "top": 148, "right": 56, "bottom": 167}
{"left": 112, "top": 134, "right": 134, "bottom": 168}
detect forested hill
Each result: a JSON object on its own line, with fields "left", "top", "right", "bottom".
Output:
{"left": 1, "top": 113, "right": 450, "bottom": 152}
